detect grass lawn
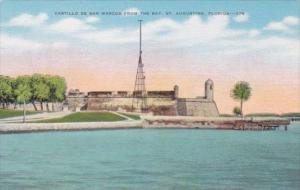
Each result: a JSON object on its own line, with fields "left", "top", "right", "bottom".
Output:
{"left": 35, "top": 112, "right": 127, "bottom": 123}
{"left": 246, "top": 113, "right": 281, "bottom": 117}
{"left": 119, "top": 113, "right": 141, "bottom": 120}
{"left": 281, "top": 113, "right": 300, "bottom": 117}
{"left": 219, "top": 114, "right": 235, "bottom": 117}
{"left": 0, "top": 109, "right": 40, "bottom": 119}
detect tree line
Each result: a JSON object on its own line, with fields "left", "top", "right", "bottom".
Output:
{"left": 0, "top": 74, "right": 67, "bottom": 111}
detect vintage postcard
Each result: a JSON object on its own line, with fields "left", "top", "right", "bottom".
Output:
{"left": 0, "top": 0, "right": 299, "bottom": 189}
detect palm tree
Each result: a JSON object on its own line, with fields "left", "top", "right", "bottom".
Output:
{"left": 231, "top": 81, "right": 251, "bottom": 117}
{"left": 233, "top": 106, "right": 241, "bottom": 116}
{"left": 14, "top": 83, "right": 32, "bottom": 123}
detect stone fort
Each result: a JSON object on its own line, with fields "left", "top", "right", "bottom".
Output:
{"left": 67, "top": 79, "right": 219, "bottom": 117}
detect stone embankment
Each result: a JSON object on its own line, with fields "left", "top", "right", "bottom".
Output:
{"left": 0, "top": 115, "right": 290, "bottom": 134}
{"left": 142, "top": 116, "right": 290, "bottom": 130}
{"left": 0, "top": 121, "right": 143, "bottom": 134}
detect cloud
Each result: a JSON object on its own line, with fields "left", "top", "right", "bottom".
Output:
{"left": 234, "top": 13, "right": 249, "bottom": 23}
{"left": 51, "top": 42, "right": 69, "bottom": 49}
{"left": 264, "top": 22, "right": 289, "bottom": 31}
{"left": 7, "top": 13, "right": 48, "bottom": 27}
{"left": 85, "top": 16, "right": 100, "bottom": 23}
{"left": 1, "top": 33, "right": 43, "bottom": 51}
{"left": 2, "top": 14, "right": 298, "bottom": 64}
{"left": 0, "top": 33, "right": 68, "bottom": 52}
{"left": 165, "top": 15, "right": 239, "bottom": 43}
{"left": 220, "top": 36, "right": 299, "bottom": 57}
{"left": 76, "top": 15, "right": 238, "bottom": 45}
{"left": 70, "top": 14, "right": 297, "bottom": 64}
{"left": 282, "top": 16, "right": 299, "bottom": 26}
{"left": 248, "top": 29, "right": 260, "bottom": 37}
{"left": 48, "top": 17, "right": 95, "bottom": 33}
{"left": 122, "top": 7, "right": 141, "bottom": 16}
{"left": 77, "top": 28, "right": 136, "bottom": 44}
{"left": 264, "top": 16, "right": 299, "bottom": 31}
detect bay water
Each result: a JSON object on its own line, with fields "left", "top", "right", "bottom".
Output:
{"left": 1, "top": 122, "right": 299, "bottom": 190}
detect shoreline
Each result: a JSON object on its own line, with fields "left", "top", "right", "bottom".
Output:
{"left": 0, "top": 121, "right": 143, "bottom": 134}
{"left": 0, "top": 116, "right": 291, "bottom": 134}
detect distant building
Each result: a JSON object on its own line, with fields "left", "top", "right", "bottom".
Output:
{"left": 66, "top": 79, "right": 219, "bottom": 117}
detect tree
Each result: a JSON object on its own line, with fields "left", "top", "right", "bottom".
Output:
{"left": 1, "top": 74, "right": 66, "bottom": 112}
{"left": 231, "top": 81, "right": 251, "bottom": 117}
{"left": 35, "top": 82, "right": 50, "bottom": 111}
{"left": 45, "top": 75, "right": 67, "bottom": 111}
{"left": 15, "top": 75, "right": 32, "bottom": 110}
{"left": 14, "top": 83, "right": 32, "bottom": 123}
{"left": 30, "top": 74, "right": 50, "bottom": 111}
{"left": 0, "top": 76, "right": 13, "bottom": 108}
{"left": 233, "top": 107, "right": 241, "bottom": 116}
{"left": 15, "top": 75, "right": 32, "bottom": 86}
{"left": 30, "top": 74, "right": 43, "bottom": 111}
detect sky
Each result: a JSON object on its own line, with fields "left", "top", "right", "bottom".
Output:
{"left": 0, "top": 0, "right": 299, "bottom": 114}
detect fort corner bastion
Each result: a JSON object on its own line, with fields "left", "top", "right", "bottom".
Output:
{"left": 66, "top": 79, "right": 219, "bottom": 117}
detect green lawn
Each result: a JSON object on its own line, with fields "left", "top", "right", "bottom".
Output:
{"left": 281, "top": 112, "right": 300, "bottom": 117}
{"left": 0, "top": 109, "right": 40, "bottom": 119}
{"left": 35, "top": 112, "right": 127, "bottom": 123}
{"left": 219, "top": 114, "right": 235, "bottom": 117}
{"left": 245, "top": 113, "right": 300, "bottom": 118}
{"left": 246, "top": 113, "right": 281, "bottom": 117}
{"left": 119, "top": 113, "right": 141, "bottom": 120}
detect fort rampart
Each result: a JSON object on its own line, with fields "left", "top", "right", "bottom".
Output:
{"left": 67, "top": 79, "right": 220, "bottom": 117}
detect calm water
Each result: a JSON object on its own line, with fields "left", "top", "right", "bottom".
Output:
{"left": 0, "top": 123, "right": 299, "bottom": 190}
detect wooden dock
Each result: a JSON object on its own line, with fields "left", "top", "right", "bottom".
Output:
{"left": 215, "top": 119, "right": 290, "bottom": 130}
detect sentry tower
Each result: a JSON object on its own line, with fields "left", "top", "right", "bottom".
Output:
{"left": 132, "top": 20, "right": 147, "bottom": 112}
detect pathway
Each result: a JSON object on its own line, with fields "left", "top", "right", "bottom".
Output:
{"left": 0, "top": 111, "right": 71, "bottom": 124}
{"left": 111, "top": 111, "right": 134, "bottom": 121}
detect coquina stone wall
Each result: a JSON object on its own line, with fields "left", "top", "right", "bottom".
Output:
{"left": 67, "top": 96, "right": 88, "bottom": 111}
{"left": 66, "top": 92, "right": 177, "bottom": 115}
{"left": 87, "top": 97, "right": 176, "bottom": 115}
{"left": 176, "top": 98, "right": 219, "bottom": 117}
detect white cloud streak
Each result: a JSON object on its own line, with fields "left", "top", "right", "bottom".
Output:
{"left": 0, "top": 33, "right": 68, "bottom": 52}
{"left": 7, "top": 13, "right": 48, "bottom": 27}
{"left": 264, "top": 16, "right": 299, "bottom": 31}
{"left": 282, "top": 16, "right": 299, "bottom": 26}
{"left": 48, "top": 17, "right": 95, "bottom": 33}
{"left": 85, "top": 16, "right": 100, "bottom": 23}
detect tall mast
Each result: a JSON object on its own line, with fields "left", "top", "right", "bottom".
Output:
{"left": 139, "top": 20, "right": 142, "bottom": 56}
{"left": 132, "top": 20, "right": 147, "bottom": 112}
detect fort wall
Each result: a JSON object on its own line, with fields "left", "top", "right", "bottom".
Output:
{"left": 176, "top": 98, "right": 219, "bottom": 117}
{"left": 66, "top": 80, "right": 220, "bottom": 117}
{"left": 87, "top": 97, "right": 176, "bottom": 115}
{"left": 67, "top": 89, "right": 177, "bottom": 115}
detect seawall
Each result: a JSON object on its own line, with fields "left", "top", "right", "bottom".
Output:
{"left": 142, "top": 116, "right": 290, "bottom": 130}
{"left": 0, "top": 116, "right": 290, "bottom": 134}
{"left": 0, "top": 121, "right": 143, "bottom": 134}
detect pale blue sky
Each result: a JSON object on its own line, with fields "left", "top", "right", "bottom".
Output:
{"left": 1, "top": 0, "right": 299, "bottom": 30}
